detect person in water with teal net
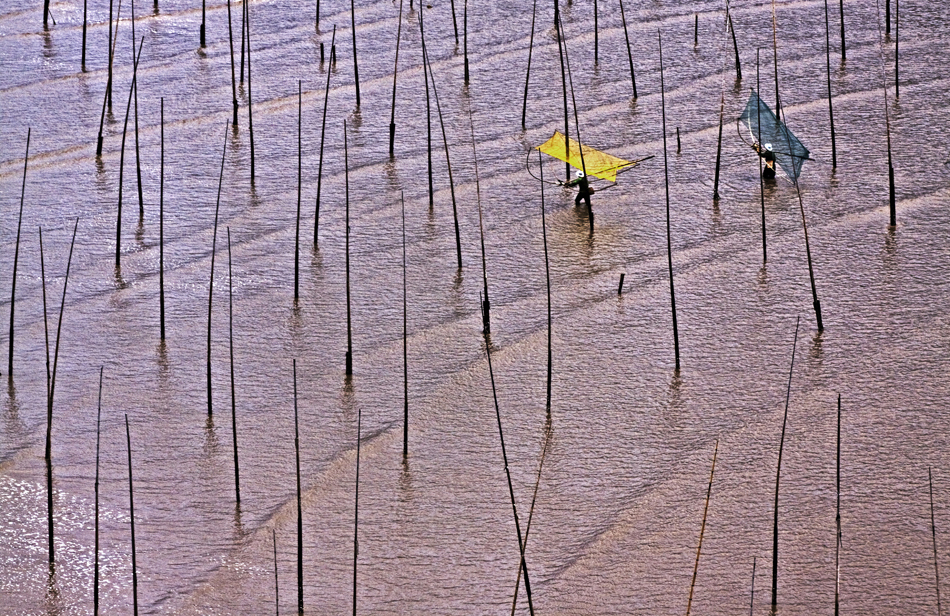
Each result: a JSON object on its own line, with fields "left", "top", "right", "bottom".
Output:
{"left": 753, "top": 142, "right": 777, "bottom": 179}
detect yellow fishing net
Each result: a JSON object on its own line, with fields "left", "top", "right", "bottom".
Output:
{"left": 537, "top": 131, "right": 633, "bottom": 182}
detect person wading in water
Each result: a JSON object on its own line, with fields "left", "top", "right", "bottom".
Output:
{"left": 568, "top": 171, "right": 593, "bottom": 208}
{"left": 753, "top": 142, "right": 777, "bottom": 179}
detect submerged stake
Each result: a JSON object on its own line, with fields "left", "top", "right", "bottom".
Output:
{"left": 521, "top": 0, "right": 538, "bottom": 127}
{"left": 314, "top": 26, "right": 337, "bottom": 245}
{"left": 389, "top": 0, "right": 405, "bottom": 156}
{"left": 159, "top": 99, "right": 166, "bottom": 340}
{"left": 658, "top": 32, "right": 681, "bottom": 371}
{"left": 293, "top": 360, "right": 303, "bottom": 615}
{"left": 8, "top": 129, "right": 30, "bottom": 380}
{"left": 125, "top": 414, "right": 140, "bottom": 616}
{"left": 207, "top": 121, "right": 231, "bottom": 417}
{"left": 686, "top": 441, "right": 719, "bottom": 616}
{"left": 344, "top": 121, "right": 353, "bottom": 376}
{"left": 228, "top": 228, "right": 240, "bottom": 504}
{"left": 618, "top": 0, "right": 638, "bottom": 98}
{"left": 713, "top": 94, "right": 724, "bottom": 200}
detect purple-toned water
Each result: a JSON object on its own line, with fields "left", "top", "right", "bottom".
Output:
{"left": 2, "top": 0, "right": 949, "bottom": 613}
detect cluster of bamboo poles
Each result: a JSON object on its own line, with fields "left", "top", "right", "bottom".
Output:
{"left": 15, "top": 0, "right": 916, "bottom": 612}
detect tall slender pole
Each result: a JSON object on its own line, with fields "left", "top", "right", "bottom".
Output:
{"left": 541, "top": 152, "right": 552, "bottom": 418}
{"left": 389, "top": 0, "right": 405, "bottom": 156}
{"left": 227, "top": 0, "right": 239, "bottom": 125}
{"left": 247, "top": 6, "right": 256, "bottom": 183}
{"left": 108, "top": 0, "right": 114, "bottom": 108}
{"left": 48, "top": 219, "right": 80, "bottom": 467}
{"left": 351, "top": 0, "right": 361, "bottom": 108}
{"left": 618, "top": 0, "right": 637, "bottom": 98}
{"left": 40, "top": 229, "right": 53, "bottom": 565}
{"left": 293, "top": 360, "right": 303, "bottom": 616}
{"left": 295, "top": 81, "right": 302, "bottom": 302}
{"left": 757, "top": 50, "right": 767, "bottom": 264}
{"left": 771, "top": 317, "right": 801, "bottom": 615}
{"left": 485, "top": 340, "right": 535, "bottom": 616}
{"left": 131, "top": 0, "right": 144, "bottom": 218}
{"left": 555, "top": 13, "right": 570, "bottom": 180}
{"left": 839, "top": 0, "right": 846, "bottom": 61}
{"left": 273, "top": 529, "right": 280, "bottom": 616}
{"left": 240, "top": 0, "right": 247, "bottom": 83}
{"left": 402, "top": 194, "right": 409, "bottom": 459}
{"left": 420, "top": 9, "right": 434, "bottom": 209}
{"left": 228, "top": 228, "right": 240, "bottom": 504}
{"left": 470, "top": 112, "right": 489, "bottom": 333}
{"left": 345, "top": 121, "right": 354, "bottom": 376}
{"left": 125, "top": 414, "right": 139, "bottom": 616}
{"left": 449, "top": 0, "right": 459, "bottom": 43}
{"left": 686, "top": 441, "right": 719, "bottom": 616}
{"left": 728, "top": 7, "right": 742, "bottom": 81}
{"left": 94, "top": 367, "right": 103, "bottom": 616}
{"left": 521, "top": 0, "right": 538, "bottom": 128}
{"left": 931, "top": 467, "right": 943, "bottom": 616}
{"left": 713, "top": 94, "right": 724, "bottom": 200}
{"left": 658, "top": 32, "right": 681, "bottom": 371}
{"left": 8, "top": 129, "right": 29, "bottom": 380}
{"left": 835, "top": 394, "right": 841, "bottom": 616}
{"left": 352, "top": 409, "right": 362, "bottom": 616}
{"left": 894, "top": 0, "right": 899, "bottom": 99}
{"left": 82, "top": 0, "right": 88, "bottom": 69}
{"left": 315, "top": 26, "right": 337, "bottom": 245}
{"left": 207, "top": 121, "right": 231, "bottom": 416}
{"left": 463, "top": 0, "right": 470, "bottom": 83}
{"left": 593, "top": 0, "right": 599, "bottom": 63}
{"left": 159, "top": 99, "right": 166, "bottom": 340}
{"left": 315, "top": 0, "right": 320, "bottom": 28}
{"left": 885, "top": 0, "right": 890, "bottom": 34}
{"left": 200, "top": 0, "right": 206, "bottom": 46}
{"left": 824, "top": 0, "right": 838, "bottom": 169}
{"left": 420, "top": 20, "right": 463, "bottom": 269}
{"left": 116, "top": 38, "right": 145, "bottom": 269}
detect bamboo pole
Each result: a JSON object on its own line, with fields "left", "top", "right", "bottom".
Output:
{"left": 47, "top": 219, "right": 80, "bottom": 471}
{"left": 273, "top": 529, "right": 280, "bottom": 616}
{"left": 449, "top": 0, "right": 459, "bottom": 44}
{"left": 557, "top": 19, "right": 591, "bottom": 230}
{"left": 97, "top": 1, "right": 123, "bottom": 156}
{"left": 824, "top": 0, "right": 838, "bottom": 169}
{"left": 658, "top": 31, "right": 681, "bottom": 371}
{"left": 200, "top": 0, "right": 206, "bottom": 46}
{"left": 420, "top": 11, "right": 434, "bottom": 209}
{"left": 839, "top": 0, "right": 846, "bottom": 61}
{"left": 94, "top": 367, "right": 103, "bottom": 616}
{"left": 771, "top": 316, "right": 801, "bottom": 614}
{"left": 895, "top": 0, "right": 899, "bottom": 99}
{"left": 159, "top": 99, "right": 166, "bottom": 340}
{"left": 352, "top": 408, "right": 361, "bottom": 616}
{"left": 240, "top": 0, "right": 247, "bottom": 83}
{"left": 594, "top": 0, "right": 599, "bottom": 63}
{"left": 402, "top": 193, "right": 409, "bottom": 460}
{"left": 728, "top": 9, "right": 741, "bottom": 81}
{"left": 749, "top": 557, "right": 757, "bottom": 616}
{"left": 247, "top": 5, "right": 256, "bottom": 183}
{"left": 293, "top": 360, "right": 303, "bottom": 616}
{"left": 469, "top": 111, "right": 489, "bottom": 333}
{"left": 8, "top": 129, "right": 29, "bottom": 380}
{"left": 125, "top": 414, "right": 139, "bottom": 616}
{"left": 686, "top": 440, "right": 719, "bottom": 616}
{"left": 389, "top": 0, "right": 405, "bottom": 156}
{"left": 931, "top": 467, "right": 943, "bottom": 616}
{"left": 227, "top": 0, "right": 239, "bottom": 125}
{"left": 131, "top": 1, "right": 144, "bottom": 218}
{"left": 485, "top": 338, "right": 535, "bottom": 616}
{"left": 463, "top": 0, "right": 469, "bottom": 82}
{"left": 420, "top": 16, "right": 463, "bottom": 270}
{"left": 757, "top": 50, "right": 766, "bottom": 264}
{"left": 81, "top": 0, "right": 88, "bottom": 70}
{"left": 314, "top": 26, "right": 337, "bottom": 245}
{"left": 521, "top": 0, "right": 538, "bottom": 128}
{"left": 555, "top": 12, "right": 570, "bottom": 180}
{"left": 713, "top": 94, "right": 724, "bottom": 200}
{"left": 295, "top": 81, "right": 302, "bottom": 301}
{"left": 351, "top": 0, "right": 361, "bottom": 108}
{"left": 40, "top": 228, "right": 52, "bottom": 565}
{"left": 228, "top": 228, "right": 240, "bottom": 504}
{"left": 207, "top": 121, "right": 231, "bottom": 417}
{"left": 116, "top": 37, "right": 145, "bottom": 269}
{"left": 344, "top": 121, "right": 353, "bottom": 376}
{"left": 618, "top": 0, "right": 637, "bottom": 98}
{"left": 835, "top": 394, "right": 841, "bottom": 616}
{"left": 541, "top": 155, "right": 552, "bottom": 418}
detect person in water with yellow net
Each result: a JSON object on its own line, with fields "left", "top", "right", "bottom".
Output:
{"left": 752, "top": 142, "right": 777, "bottom": 180}
{"left": 566, "top": 170, "right": 593, "bottom": 208}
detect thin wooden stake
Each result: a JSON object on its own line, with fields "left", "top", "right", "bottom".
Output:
{"left": 94, "top": 367, "right": 103, "bottom": 616}
{"left": 420, "top": 10, "right": 434, "bottom": 209}
{"left": 835, "top": 394, "right": 841, "bottom": 616}
{"left": 402, "top": 194, "right": 409, "bottom": 459}
{"left": 694, "top": 13, "right": 698, "bottom": 46}
{"left": 449, "top": 0, "right": 459, "bottom": 43}
{"left": 931, "top": 467, "right": 943, "bottom": 616}
{"left": 420, "top": 15, "right": 463, "bottom": 269}
{"left": 207, "top": 121, "right": 230, "bottom": 416}
{"left": 315, "top": 0, "right": 320, "bottom": 28}
{"left": 686, "top": 440, "right": 719, "bottom": 616}
{"left": 7, "top": 129, "right": 29, "bottom": 380}
{"left": 293, "top": 360, "right": 303, "bottom": 616}
{"left": 295, "top": 81, "right": 302, "bottom": 301}
{"left": 885, "top": 0, "right": 890, "bottom": 34}
{"left": 345, "top": 121, "right": 353, "bottom": 376}
{"left": 200, "top": 0, "right": 206, "bottom": 46}
{"left": 541, "top": 155, "right": 552, "bottom": 417}
{"left": 351, "top": 0, "right": 361, "bottom": 107}
{"left": 771, "top": 316, "right": 801, "bottom": 615}
{"left": 824, "top": 0, "right": 838, "bottom": 169}
{"left": 749, "top": 557, "right": 757, "bottom": 616}
{"left": 97, "top": 2, "right": 122, "bottom": 156}
{"left": 116, "top": 37, "right": 145, "bottom": 269}
{"left": 352, "top": 408, "right": 361, "bottom": 616}
{"left": 228, "top": 228, "right": 240, "bottom": 504}
{"left": 247, "top": 6, "right": 256, "bottom": 183}
{"left": 521, "top": 0, "right": 538, "bottom": 127}
{"left": 594, "top": 0, "right": 599, "bottom": 63}
{"left": 82, "top": 0, "right": 88, "bottom": 69}
{"left": 463, "top": 0, "right": 470, "bottom": 82}
{"left": 273, "top": 529, "right": 279, "bottom": 616}
{"left": 125, "top": 414, "right": 139, "bottom": 616}
{"left": 895, "top": 0, "right": 899, "bottom": 99}
{"left": 713, "top": 94, "right": 724, "bottom": 200}
{"left": 469, "top": 111, "right": 489, "bottom": 333}
{"left": 839, "top": 0, "right": 846, "bottom": 61}
{"left": 486, "top": 338, "right": 535, "bottom": 616}
{"left": 131, "top": 1, "right": 144, "bottom": 218}
{"left": 47, "top": 219, "right": 80, "bottom": 467}
{"left": 159, "top": 99, "right": 166, "bottom": 340}
{"left": 40, "top": 228, "right": 53, "bottom": 565}
{"left": 555, "top": 13, "right": 570, "bottom": 180}
{"left": 389, "top": 0, "right": 405, "bottom": 156}
{"left": 315, "top": 26, "right": 336, "bottom": 245}
{"left": 676, "top": 126, "right": 682, "bottom": 153}
{"left": 757, "top": 50, "right": 767, "bottom": 264}
{"left": 728, "top": 9, "right": 742, "bottom": 81}
{"left": 618, "top": 0, "right": 637, "bottom": 99}
{"left": 227, "top": 0, "right": 239, "bottom": 126}
{"left": 658, "top": 31, "right": 681, "bottom": 371}
{"left": 240, "top": 0, "right": 247, "bottom": 83}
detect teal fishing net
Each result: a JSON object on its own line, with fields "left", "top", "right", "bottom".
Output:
{"left": 739, "top": 89, "right": 810, "bottom": 181}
